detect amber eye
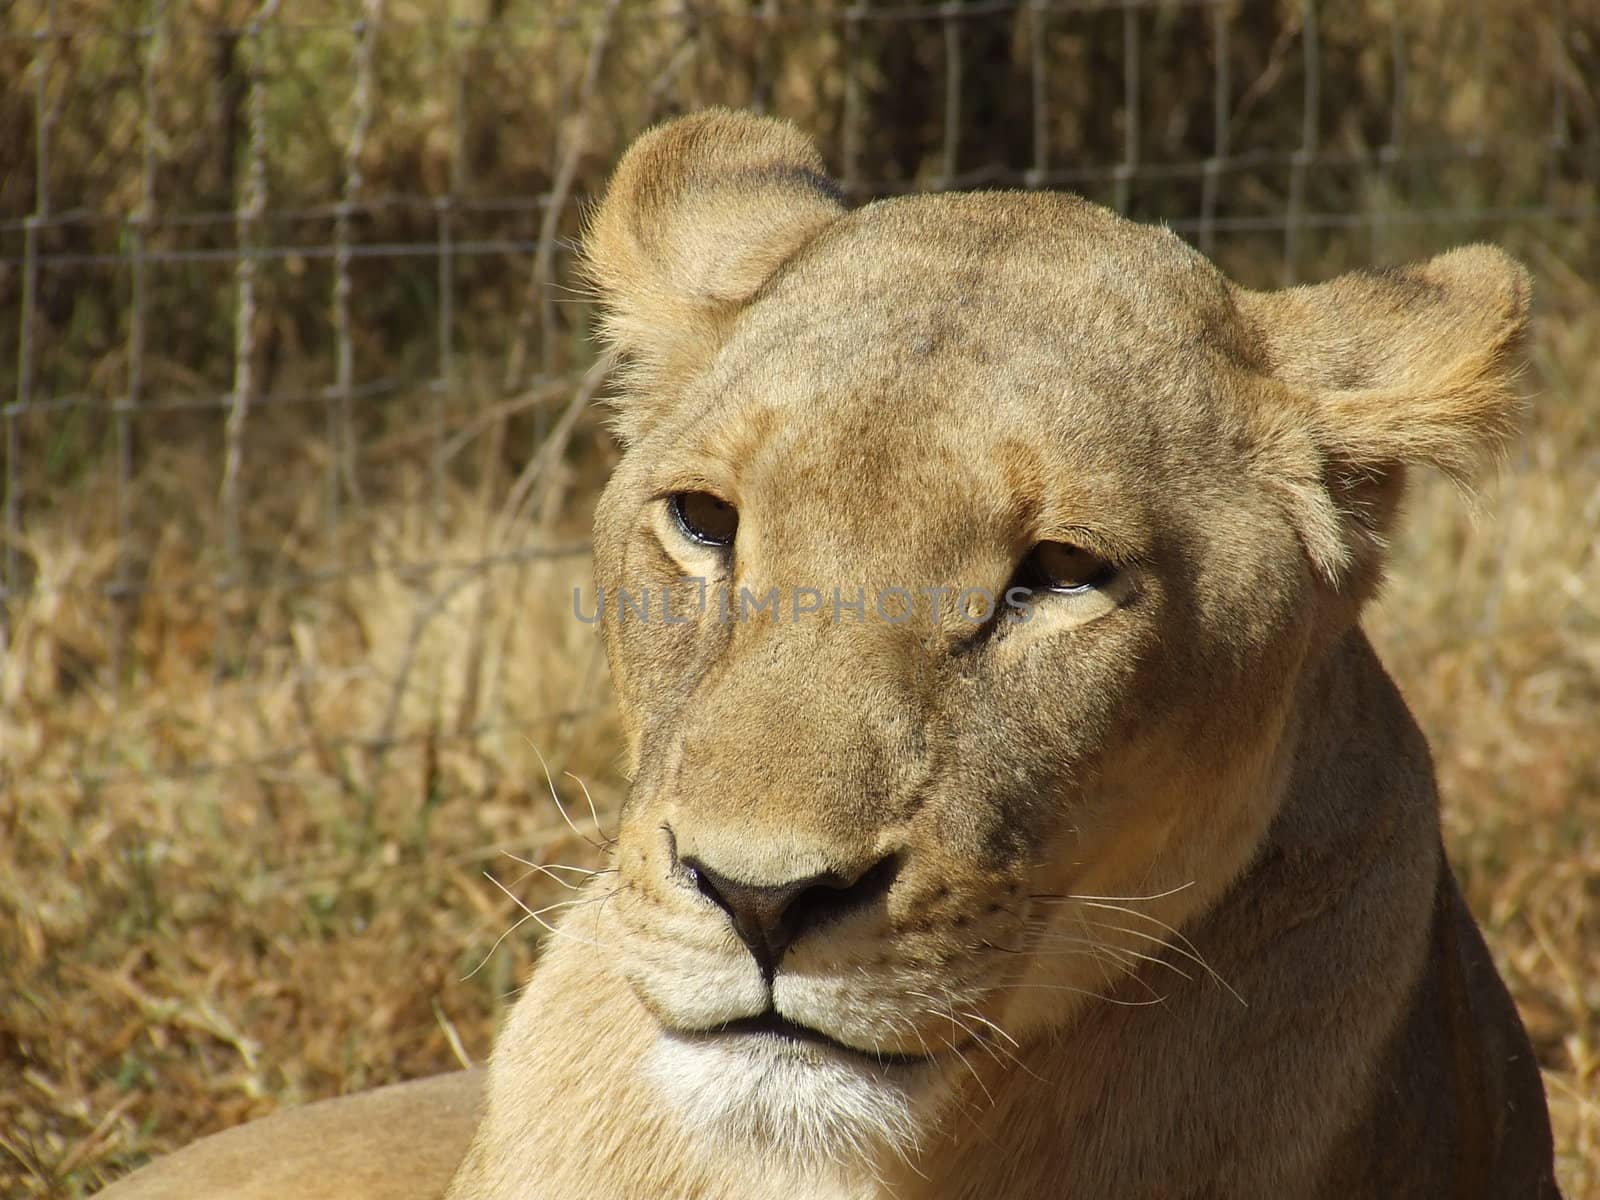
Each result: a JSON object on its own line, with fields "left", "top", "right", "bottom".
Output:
{"left": 1016, "top": 541, "right": 1115, "bottom": 594}
{"left": 670, "top": 492, "right": 739, "bottom": 548}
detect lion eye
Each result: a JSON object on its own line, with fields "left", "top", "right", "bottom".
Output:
{"left": 1017, "top": 541, "right": 1115, "bottom": 594}
{"left": 671, "top": 492, "right": 739, "bottom": 548}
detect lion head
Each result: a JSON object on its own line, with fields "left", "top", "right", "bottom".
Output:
{"left": 558, "top": 109, "right": 1531, "bottom": 1176}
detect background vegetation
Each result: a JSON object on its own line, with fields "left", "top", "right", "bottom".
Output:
{"left": 1, "top": 1, "right": 1595, "bottom": 1195}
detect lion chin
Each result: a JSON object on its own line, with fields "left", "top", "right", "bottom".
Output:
{"left": 643, "top": 1025, "right": 939, "bottom": 1177}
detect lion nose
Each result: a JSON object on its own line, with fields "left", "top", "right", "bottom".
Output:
{"left": 678, "top": 851, "right": 899, "bottom": 976}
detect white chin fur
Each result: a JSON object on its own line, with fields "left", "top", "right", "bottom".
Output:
{"left": 643, "top": 1030, "right": 933, "bottom": 1181}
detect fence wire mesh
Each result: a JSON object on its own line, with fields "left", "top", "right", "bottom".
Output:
{"left": 2, "top": 0, "right": 1598, "bottom": 793}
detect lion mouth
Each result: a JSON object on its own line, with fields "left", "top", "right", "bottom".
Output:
{"left": 684, "top": 1010, "right": 932, "bottom": 1070}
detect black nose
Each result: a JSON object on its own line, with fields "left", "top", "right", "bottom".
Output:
{"left": 678, "top": 850, "right": 899, "bottom": 977}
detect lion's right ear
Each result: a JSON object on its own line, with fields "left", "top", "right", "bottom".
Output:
{"left": 1237, "top": 245, "right": 1532, "bottom": 596}
{"left": 583, "top": 109, "right": 845, "bottom": 442}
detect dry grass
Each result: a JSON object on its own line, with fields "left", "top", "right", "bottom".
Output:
{"left": 0, "top": 390, "right": 631, "bottom": 1194}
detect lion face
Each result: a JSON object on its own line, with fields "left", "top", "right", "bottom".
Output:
{"left": 575, "top": 112, "right": 1529, "bottom": 1167}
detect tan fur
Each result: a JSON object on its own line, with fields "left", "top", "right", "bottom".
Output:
{"left": 98, "top": 110, "right": 1559, "bottom": 1199}
{"left": 96, "top": 1070, "right": 480, "bottom": 1199}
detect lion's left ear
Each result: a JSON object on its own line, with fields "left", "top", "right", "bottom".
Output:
{"left": 1237, "top": 245, "right": 1533, "bottom": 592}
{"left": 583, "top": 109, "right": 846, "bottom": 443}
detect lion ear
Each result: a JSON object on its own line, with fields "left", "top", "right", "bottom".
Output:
{"left": 1238, "top": 246, "right": 1533, "bottom": 593}
{"left": 582, "top": 109, "right": 846, "bottom": 442}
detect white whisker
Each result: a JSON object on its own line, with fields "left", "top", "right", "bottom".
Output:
{"left": 949, "top": 1004, "right": 1020, "bottom": 1051}
{"left": 500, "top": 853, "right": 607, "bottom": 890}
{"left": 1030, "top": 880, "right": 1197, "bottom": 904}
{"left": 936, "top": 1027, "right": 996, "bottom": 1108}
{"left": 1002, "top": 981, "right": 1169, "bottom": 1006}
{"left": 1027, "top": 928, "right": 1196, "bottom": 983}
{"left": 460, "top": 908, "right": 539, "bottom": 981}
{"left": 564, "top": 769, "right": 616, "bottom": 846}
{"left": 1076, "top": 910, "right": 1246, "bottom": 1006}
{"left": 524, "top": 740, "right": 607, "bottom": 852}
{"left": 908, "top": 992, "right": 1006, "bottom": 1070}
{"left": 481, "top": 870, "right": 607, "bottom": 951}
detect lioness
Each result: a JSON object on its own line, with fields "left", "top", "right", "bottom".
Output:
{"left": 100, "top": 110, "right": 1559, "bottom": 1199}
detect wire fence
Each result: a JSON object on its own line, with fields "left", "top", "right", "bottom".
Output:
{"left": 2, "top": 0, "right": 1597, "bottom": 791}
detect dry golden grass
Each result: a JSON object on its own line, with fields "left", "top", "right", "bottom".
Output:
{"left": 0, "top": 372, "right": 630, "bottom": 1194}
{"left": 0, "top": 262, "right": 1594, "bottom": 1198}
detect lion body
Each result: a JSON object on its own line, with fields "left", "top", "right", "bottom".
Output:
{"left": 95, "top": 1070, "right": 480, "bottom": 1200}
{"left": 99, "top": 111, "right": 1558, "bottom": 1200}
